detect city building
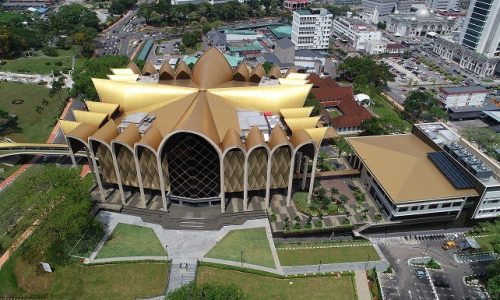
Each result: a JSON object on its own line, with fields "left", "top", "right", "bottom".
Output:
{"left": 385, "top": 43, "right": 406, "bottom": 55}
{"left": 291, "top": 8, "right": 333, "bottom": 50}
{"left": 426, "top": 0, "right": 458, "bottom": 11}
{"left": 1, "top": 0, "right": 49, "bottom": 10}
{"left": 60, "top": 48, "right": 334, "bottom": 214}
{"left": 361, "top": 0, "right": 397, "bottom": 23}
{"left": 309, "top": 74, "right": 373, "bottom": 135}
{"left": 346, "top": 123, "right": 500, "bottom": 221}
{"left": 332, "top": 17, "right": 382, "bottom": 51}
{"left": 206, "top": 30, "right": 227, "bottom": 53}
{"left": 283, "top": 0, "right": 308, "bottom": 11}
{"left": 459, "top": 0, "right": 500, "bottom": 58}
{"left": 387, "top": 7, "right": 457, "bottom": 37}
{"left": 432, "top": 36, "right": 498, "bottom": 77}
{"left": 431, "top": 0, "right": 499, "bottom": 78}
{"left": 438, "top": 85, "right": 489, "bottom": 108}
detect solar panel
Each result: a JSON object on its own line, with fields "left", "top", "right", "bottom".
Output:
{"left": 427, "top": 151, "right": 474, "bottom": 189}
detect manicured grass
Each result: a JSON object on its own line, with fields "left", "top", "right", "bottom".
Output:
{"left": 0, "top": 48, "right": 84, "bottom": 74}
{"left": 277, "top": 243, "right": 380, "bottom": 266}
{"left": 0, "top": 255, "right": 168, "bottom": 299}
{"left": 0, "top": 81, "right": 68, "bottom": 143}
{"left": 329, "top": 109, "right": 342, "bottom": 118}
{"left": 205, "top": 228, "right": 275, "bottom": 268}
{"left": 474, "top": 235, "right": 498, "bottom": 252}
{"left": 196, "top": 266, "right": 356, "bottom": 300}
{"left": 70, "top": 228, "right": 106, "bottom": 258}
{"left": 96, "top": 223, "right": 166, "bottom": 259}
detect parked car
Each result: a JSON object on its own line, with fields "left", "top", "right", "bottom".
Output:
{"left": 415, "top": 269, "right": 428, "bottom": 279}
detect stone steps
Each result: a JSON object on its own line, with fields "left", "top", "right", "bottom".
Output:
{"left": 119, "top": 206, "right": 267, "bottom": 231}
{"left": 166, "top": 260, "right": 198, "bottom": 294}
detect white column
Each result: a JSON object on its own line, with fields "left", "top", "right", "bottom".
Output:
{"left": 243, "top": 156, "right": 249, "bottom": 212}
{"left": 307, "top": 153, "right": 318, "bottom": 204}
{"left": 286, "top": 150, "right": 296, "bottom": 207}
{"left": 111, "top": 146, "right": 126, "bottom": 205}
{"left": 89, "top": 147, "right": 106, "bottom": 203}
{"left": 133, "top": 150, "right": 146, "bottom": 208}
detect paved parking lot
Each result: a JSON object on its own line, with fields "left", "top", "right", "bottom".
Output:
{"left": 379, "top": 273, "right": 402, "bottom": 300}
{"left": 430, "top": 271, "right": 454, "bottom": 300}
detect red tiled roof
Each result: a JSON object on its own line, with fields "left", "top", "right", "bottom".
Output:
{"left": 309, "top": 74, "right": 372, "bottom": 128}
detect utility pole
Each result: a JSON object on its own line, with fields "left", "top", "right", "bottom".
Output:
{"left": 318, "top": 260, "right": 322, "bottom": 273}
{"left": 240, "top": 249, "right": 244, "bottom": 267}
{"left": 423, "top": 244, "right": 429, "bottom": 257}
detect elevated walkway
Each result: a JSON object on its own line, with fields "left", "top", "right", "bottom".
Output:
{"left": 0, "top": 143, "right": 86, "bottom": 159}
{"left": 293, "top": 169, "right": 360, "bottom": 180}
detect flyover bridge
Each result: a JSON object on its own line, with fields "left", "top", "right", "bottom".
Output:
{"left": 0, "top": 143, "right": 86, "bottom": 159}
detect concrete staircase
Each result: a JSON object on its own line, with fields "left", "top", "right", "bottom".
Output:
{"left": 166, "top": 260, "right": 198, "bottom": 294}
{"left": 353, "top": 223, "right": 371, "bottom": 239}
{"left": 120, "top": 206, "right": 267, "bottom": 231}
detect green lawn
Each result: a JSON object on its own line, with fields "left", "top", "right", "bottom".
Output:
{"left": 474, "top": 235, "right": 498, "bottom": 252}
{"left": 70, "top": 228, "right": 105, "bottom": 258}
{"left": 96, "top": 223, "right": 166, "bottom": 259}
{"left": 0, "top": 48, "right": 84, "bottom": 74}
{"left": 0, "top": 81, "right": 68, "bottom": 143}
{"left": 196, "top": 266, "right": 356, "bottom": 300}
{"left": 0, "top": 255, "right": 168, "bottom": 299}
{"left": 205, "top": 228, "right": 275, "bottom": 268}
{"left": 277, "top": 243, "right": 380, "bottom": 266}
{"left": 329, "top": 109, "right": 342, "bottom": 118}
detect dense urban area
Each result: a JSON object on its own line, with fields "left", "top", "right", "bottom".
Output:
{"left": 0, "top": 0, "right": 499, "bottom": 298}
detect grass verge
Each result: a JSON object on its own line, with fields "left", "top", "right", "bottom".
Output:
{"left": 96, "top": 223, "right": 166, "bottom": 259}
{"left": 277, "top": 243, "right": 380, "bottom": 266}
{"left": 205, "top": 228, "right": 275, "bottom": 268}
{"left": 196, "top": 265, "right": 356, "bottom": 300}
{"left": 0, "top": 254, "right": 168, "bottom": 299}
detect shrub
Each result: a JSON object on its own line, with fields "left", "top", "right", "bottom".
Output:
{"left": 54, "top": 61, "right": 63, "bottom": 66}
{"left": 339, "top": 194, "right": 349, "bottom": 203}
{"left": 269, "top": 213, "right": 277, "bottom": 222}
{"left": 426, "top": 258, "right": 441, "bottom": 270}
{"left": 315, "top": 220, "right": 323, "bottom": 228}
{"left": 375, "top": 214, "right": 382, "bottom": 221}
{"left": 42, "top": 46, "right": 59, "bottom": 57}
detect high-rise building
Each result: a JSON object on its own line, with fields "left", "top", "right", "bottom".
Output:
{"left": 291, "top": 8, "right": 333, "bottom": 50}
{"left": 460, "top": 0, "right": 500, "bottom": 57}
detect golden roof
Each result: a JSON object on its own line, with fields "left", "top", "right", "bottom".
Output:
{"left": 114, "top": 123, "right": 141, "bottom": 148}
{"left": 87, "top": 48, "right": 314, "bottom": 150}
{"left": 249, "top": 64, "right": 265, "bottom": 82}
{"left": 136, "top": 126, "right": 162, "bottom": 151}
{"left": 290, "top": 129, "right": 315, "bottom": 148}
{"left": 268, "top": 125, "right": 290, "bottom": 150}
{"left": 286, "top": 73, "right": 309, "bottom": 80}
{"left": 280, "top": 107, "right": 313, "bottom": 118}
{"left": 142, "top": 61, "right": 157, "bottom": 75}
{"left": 128, "top": 61, "right": 141, "bottom": 75}
{"left": 267, "top": 65, "right": 282, "bottom": 79}
{"left": 107, "top": 74, "right": 139, "bottom": 82}
{"left": 85, "top": 101, "right": 119, "bottom": 117}
{"left": 111, "top": 68, "right": 135, "bottom": 75}
{"left": 284, "top": 116, "right": 320, "bottom": 131}
{"left": 245, "top": 126, "right": 266, "bottom": 151}
{"left": 221, "top": 128, "right": 244, "bottom": 152}
{"left": 304, "top": 127, "right": 328, "bottom": 145}
{"left": 73, "top": 110, "right": 108, "bottom": 128}
{"left": 159, "top": 61, "right": 175, "bottom": 80}
{"left": 89, "top": 120, "right": 118, "bottom": 145}
{"left": 66, "top": 123, "right": 97, "bottom": 143}
{"left": 279, "top": 78, "right": 309, "bottom": 86}
{"left": 59, "top": 120, "right": 81, "bottom": 134}
{"left": 347, "top": 134, "right": 478, "bottom": 203}
{"left": 233, "top": 61, "right": 250, "bottom": 81}
{"left": 284, "top": 66, "right": 297, "bottom": 77}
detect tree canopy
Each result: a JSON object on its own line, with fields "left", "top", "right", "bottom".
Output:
{"left": 166, "top": 282, "right": 246, "bottom": 300}
{"left": 337, "top": 56, "right": 395, "bottom": 88}
{"left": 403, "top": 91, "right": 447, "bottom": 122}
{"left": 360, "top": 115, "right": 409, "bottom": 136}
{"left": 71, "top": 55, "right": 129, "bottom": 99}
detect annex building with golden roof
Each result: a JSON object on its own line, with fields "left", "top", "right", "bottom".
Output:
{"left": 60, "top": 48, "right": 336, "bottom": 213}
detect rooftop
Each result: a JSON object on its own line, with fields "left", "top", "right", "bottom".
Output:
{"left": 440, "top": 85, "right": 489, "bottom": 95}
{"left": 269, "top": 25, "right": 292, "bottom": 39}
{"left": 347, "top": 134, "right": 478, "bottom": 203}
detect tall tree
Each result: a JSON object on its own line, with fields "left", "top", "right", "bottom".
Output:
{"left": 403, "top": 91, "right": 446, "bottom": 121}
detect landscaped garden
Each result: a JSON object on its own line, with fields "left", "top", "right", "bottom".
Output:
{"left": 0, "top": 254, "right": 168, "bottom": 299}
{"left": 96, "top": 223, "right": 166, "bottom": 259}
{"left": 0, "top": 81, "right": 68, "bottom": 143}
{"left": 0, "top": 48, "right": 83, "bottom": 74}
{"left": 205, "top": 228, "right": 275, "bottom": 268}
{"left": 276, "top": 241, "right": 380, "bottom": 266}
{"left": 196, "top": 264, "right": 357, "bottom": 300}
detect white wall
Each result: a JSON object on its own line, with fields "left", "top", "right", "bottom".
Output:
{"left": 439, "top": 92, "right": 487, "bottom": 108}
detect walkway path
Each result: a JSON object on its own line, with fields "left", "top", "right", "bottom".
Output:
{"left": 354, "top": 270, "right": 372, "bottom": 300}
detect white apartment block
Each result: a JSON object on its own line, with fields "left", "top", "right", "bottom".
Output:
{"left": 426, "top": 0, "right": 458, "bottom": 11}
{"left": 332, "top": 17, "right": 382, "bottom": 51}
{"left": 291, "top": 8, "right": 333, "bottom": 50}
{"left": 438, "top": 85, "right": 489, "bottom": 108}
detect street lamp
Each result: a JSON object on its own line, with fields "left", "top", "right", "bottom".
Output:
{"left": 240, "top": 249, "right": 244, "bottom": 267}
{"left": 318, "top": 260, "right": 322, "bottom": 273}
{"left": 365, "top": 254, "right": 371, "bottom": 270}
{"left": 423, "top": 244, "right": 429, "bottom": 256}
